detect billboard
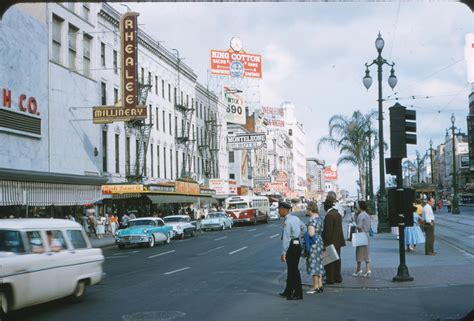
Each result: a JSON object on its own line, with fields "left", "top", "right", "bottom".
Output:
{"left": 210, "top": 49, "right": 262, "bottom": 78}
{"left": 93, "top": 12, "right": 147, "bottom": 124}
{"left": 324, "top": 165, "right": 338, "bottom": 181}
{"left": 224, "top": 86, "right": 245, "bottom": 124}
{"left": 227, "top": 133, "right": 266, "bottom": 150}
{"left": 209, "top": 179, "right": 238, "bottom": 195}
{"left": 261, "top": 106, "right": 285, "bottom": 128}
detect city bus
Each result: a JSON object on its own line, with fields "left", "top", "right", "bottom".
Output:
{"left": 224, "top": 195, "right": 270, "bottom": 224}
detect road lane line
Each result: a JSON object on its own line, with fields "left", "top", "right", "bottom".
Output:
{"left": 106, "top": 255, "right": 128, "bottom": 259}
{"left": 164, "top": 267, "right": 190, "bottom": 275}
{"left": 253, "top": 233, "right": 264, "bottom": 237}
{"left": 270, "top": 234, "right": 280, "bottom": 239}
{"left": 214, "top": 236, "right": 227, "bottom": 241}
{"left": 229, "top": 246, "right": 248, "bottom": 255}
{"left": 130, "top": 250, "right": 140, "bottom": 254}
{"left": 248, "top": 228, "right": 257, "bottom": 232}
{"left": 148, "top": 250, "right": 176, "bottom": 259}
{"left": 197, "top": 245, "right": 225, "bottom": 256}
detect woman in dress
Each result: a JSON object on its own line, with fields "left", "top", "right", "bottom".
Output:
{"left": 405, "top": 203, "right": 425, "bottom": 252}
{"left": 352, "top": 201, "right": 371, "bottom": 277}
{"left": 305, "top": 201, "right": 325, "bottom": 294}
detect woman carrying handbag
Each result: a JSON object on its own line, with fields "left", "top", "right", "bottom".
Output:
{"left": 352, "top": 201, "right": 371, "bottom": 277}
{"left": 305, "top": 202, "right": 325, "bottom": 294}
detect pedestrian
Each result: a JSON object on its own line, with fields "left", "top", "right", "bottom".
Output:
{"left": 81, "top": 215, "right": 90, "bottom": 236}
{"left": 423, "top": 197, "right": 436, "bottom": 255}
{"left": 405, "top": 203, "right": 425, "bottom": 252}
{"left": 96, "top": 215, "right": 106, "bottom": 239}
{"left": 446, "top": 198, "right": 452, "bottom": 213}
{"left": 121, "top": 213, "right": 130, "bottom": 228}
{"left": 278, "top": 201, "right": 306, "bottom": 300}
{"left": 88, "top": 214, "right": 97, "bottom": 237}
{"left": 110, "top": 215, "right": 118, "bottom": 235}
{"left": 129, "top": 211, "right": 137, "bottom": 220}
{"left": 437, "top": 199, "right": 442, "bottom": 210}
{"left": 322, "top": 194, "right": 346, "bottom": 285}
{"left": 352, "top": 201, "right": 371, "bottom": 277}
{"left": 304, "top": 201, "right": 325, "bottom": 294}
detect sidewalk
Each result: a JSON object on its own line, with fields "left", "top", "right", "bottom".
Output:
{"left": 301, "top": 214, "right": 474, "bottom": 289}
{"left": 90, "top": 235, "right": 116, "bottom": 248}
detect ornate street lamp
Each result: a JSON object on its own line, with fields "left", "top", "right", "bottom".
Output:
{"left": 362, "top": 32, "right": 397, "bottom": 233}
{"left": 448, "top": 114, "right": 460, "bottom": 214}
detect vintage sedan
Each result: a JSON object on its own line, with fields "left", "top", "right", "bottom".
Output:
{"left": 115, "top": 217, "right": 172, "bottom": 249}
{"left": 163, "top": 215, "right": 196, "bottom": 239}
{"left": 201, "top": 212, "right": 233, "bottom": 231}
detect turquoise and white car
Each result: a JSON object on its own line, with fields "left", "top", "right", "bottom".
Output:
{"left": 115, "top": 217, "right": 172, "bottom": 249}
{"left": 201, "top": 212, "right": 233, "bottom": 231}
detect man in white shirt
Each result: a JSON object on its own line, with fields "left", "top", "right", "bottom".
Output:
{"left": 422, "top": 198, "right": 436, "bottom": 255}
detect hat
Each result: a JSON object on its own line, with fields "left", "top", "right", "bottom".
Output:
{"left": 278, "top": 201, "right": 292, "bottom": 210}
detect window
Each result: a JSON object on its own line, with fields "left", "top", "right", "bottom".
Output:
{"left": 169, "top": 113, "right": 172, "bottom": 135}
{"left": 162, "top": 80, "right": 165, "bottom": 98}
{"left": 156, "top": 107, "right": 159, "bottom": 130}
{"left": 193, "top": 156, "right": 196, "bottom": 173}
{"left": 52, "top": 15, "right": 63, "bottom": 64}
{"left": 168, "top": 84, "right": 171, "bottom": 102}
{"left": 162, "top": 110, "right": 165, "bottom": 131}
{"left": 83, "top": 33, "right": 91, "bottom": 77}
{"left": 0, "top": 230, "right": 25, "bottom": 253}
{"left": 150, "top": 144, "right": 154, "bottom": 177}
{"left": 192, "top": 124, "right": 195, "bottom": 141}
{"left": 155, "top": 76, "right": 158, "bottom": 94}
{"left": 67, "top": 230, "right": 87, "bottom": 249}
{"left": 170, "top": 148, "right": 173, "bottom": 179}
{"left": 157, "top": 146, "right": 160, "bottom": 178}
{"left": 230, "top": 173, "right": 235, "bottom": 179}
{"left": 126, "top": 136, "right": 130, "bottom": 174}
{"left": 68, "top": 24, "right": 78, "bottom": 69}
{"left": 229, "top": 151, "right": 235, "bottom": 163}
{"left": 196, "top": 127, "right": 199, "bottom": 145}
{"left": 100, "top": 42, "right": 106, "bottom": 66}
{"left": 180, "top": 91, "right": 183, "bottom": 105}
{"left": 115, "top": 134, "right": 120, "bottom": 174}
{"left": 176, "top": 150, "right": 179, "bottom": 178}
{"left": 101, "top": 82, "right": 107, "bottom": 105}
{"left": 143, "top": 142, "right": 147, "bottom": 176}
{"left": 46, "top": 230, "right": 67, "bottom": 251}
{"left": 113, "top": 50, "right": 118, "bottom": 74}
{"left": 186, "top": 94, "right": 189, "bottom": 107}
{"left": 174, "top": 116, "right": 178, "bottom": 137}
{"left": 148, "top": 71, "right": 152, "bottom": 86}
{"left": 82, "top": 3, "right": 90, "bottom": 21}
{"left": 197, "top": 157, "right": 201, "bottom": 174}
{"left": 102, "top": 129, "right": 108, "bottom": 172}
{"left": 135, "top": 139, "right": 139, "bottom": 170}
{"left": 26, "top": 231, "right": 43, "bottom": 253}
{"left": 174, "top": 88, "right": 177, "bottom": 105}
{"left": 114, "top": 88, "right": 119, "bottom": 104}
{"left": 200, "top": 103, "right": 203, "bottom": 119}
{"left": 149, "top": 104, "right": 152, "bottom": 124}
{"left": 163, "top": 147, "right": 167, "bottom": 179}
{"left": 141, "top": 67, "right": 144, "bottom": 84}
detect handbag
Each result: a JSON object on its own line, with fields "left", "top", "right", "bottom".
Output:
{"left": 347, "top": 223, "right": 356, "bottom": 241}
{"left": 352, "top": 232, "right": 369, "bottom": 247}
{"left": 322, "top": 244, "right": 339, "bottom": 266}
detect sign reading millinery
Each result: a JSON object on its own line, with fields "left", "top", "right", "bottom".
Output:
{"left": 227, "top": 132, "right": 266, "bottom": 150}
{"left": 210, "top": 50, "right": 262, "bottom": 78}
{"left": 93, "top": 12, "right": 147, "bottom": 124}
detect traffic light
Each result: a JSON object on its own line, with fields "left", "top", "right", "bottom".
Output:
{"left": 389, "top": 103, "right": 416, "bottom": 159}
{"left": 388, "top": 188, "right": 415, "bottom": 227}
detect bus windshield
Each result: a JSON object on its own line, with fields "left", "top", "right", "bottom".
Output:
{"left": 226, "top": 202, "right": 248, "bottom": 210}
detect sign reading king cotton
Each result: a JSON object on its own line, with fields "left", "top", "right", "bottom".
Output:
{"left": 210, "top": 47, "right": 262, "bottom": 79}
{"left": 227, "top": 133, "right": 266, "bottom": 150}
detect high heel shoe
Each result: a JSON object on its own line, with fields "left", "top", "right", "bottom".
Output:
{"left": 316, "top": 287, "right": 324, "bottom": 293}
{"left": 352, "top": 271, "right": 363, "bottom": 277}
{"left": 362, "top": 270, "right": 372, "bottom": 277}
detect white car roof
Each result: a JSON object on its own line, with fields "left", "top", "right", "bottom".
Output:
{"left": 129, "top": 217, "right": 163, "bottom": 222}
{"left": 164, "top": 215, "right": 189, "bottom": 219}
{"left": 0, "top": 219, "right": 83, "bottom": 229}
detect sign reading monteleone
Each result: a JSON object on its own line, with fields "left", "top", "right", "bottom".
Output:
{"left": 227, "top": 132, "right": 266, "bottom": 150}
{"left": 93, "top": 12, "right": 146, "bottom": 124}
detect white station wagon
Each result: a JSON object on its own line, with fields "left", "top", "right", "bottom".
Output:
{"left": 0, "top": 219, "right": 104, "bottom": 318}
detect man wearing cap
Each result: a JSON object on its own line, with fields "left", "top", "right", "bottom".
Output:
{"left": 278, "top": 201, "right": 306, "bottom": 300}
{"left": 322, "top": 194, "right": 346, "bottom": 284}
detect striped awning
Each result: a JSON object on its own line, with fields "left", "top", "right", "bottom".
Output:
{"left": 0, "top": 180, "right": 102, "bottom": 206}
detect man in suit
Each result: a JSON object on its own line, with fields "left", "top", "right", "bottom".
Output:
{"left": 322, "top": 194, "right": 346, "bottom": 284}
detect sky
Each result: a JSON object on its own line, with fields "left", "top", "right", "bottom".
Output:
{"left": 113, "top": 1, "right": 473, "bottom": 195}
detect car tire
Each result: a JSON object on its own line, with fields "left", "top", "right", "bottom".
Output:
{"left": 0, "top": 290, "right": 8, "bottom": 320}
{"left": 221, "top": 224, "right": 225, "bottom": 231}
{"left": 71, "top": 280, "right": 87, "bottom": 302}
{"left": 180, "top": 232, "right": 185, "bottom": 240}
{"left": 148, "top": 236, "right": 155, "bottom": 248}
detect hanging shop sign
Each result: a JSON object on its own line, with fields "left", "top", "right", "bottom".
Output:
{"left": 210, "top": 47, "right": 262, "bottom": 79}
{"left": 93, "top": 12, "right": 146, "bottom": 124}
{"left": 227, "top": 132, "right": 266, "bottom": 150}
{"left": 261, "top": 106, "right": 285, "bottom": 128}
{"left": 460, "top": 155, "right": 470, "bottom": 168}
{"left": 324, "top": 165, "right": 338, "bottom": 181}
{"left": 228, "top": 179, "right": 238, "bottom": 195}
{"left": 102, "top": 184, "right": 144, "bottom": 194}
{"left": 224, "top": 86, "right": 245, "bottom": 125}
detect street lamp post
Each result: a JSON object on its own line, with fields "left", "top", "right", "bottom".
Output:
{"left": 429, "top": 139, "right": 434, "bottom": 184}
{"left": 368, "top": 130, "right": 375, "bottom": 213}
{"left": 448, "top": 114, "right": 460, "bottom": 214}
{"left": 363, "top": 32, "right": 397, "bottom": 233}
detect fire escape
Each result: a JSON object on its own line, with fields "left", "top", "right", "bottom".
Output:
{"left": 199, "top": 114, "right": 220, "bottom": 178}
{"left": 174, "top": 50, "right": 195, "bottom": 178}
{"left": 125, "top": 82, "right": 152, "bottom": 182}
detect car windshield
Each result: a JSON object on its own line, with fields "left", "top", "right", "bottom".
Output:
{"left": 226, "top": 203, "right": 248, "bottom": 210}
{"left": 129, "top": 220, "right": 154, "bottom": 227}
{"left": 207, "top": 213, "right": 224, "bottom": 218}
{"left": 0, "top": 230, "right": 25, "bottom": 253}
{"left": 164, "top": 217, "right": 188, "bottom": 223}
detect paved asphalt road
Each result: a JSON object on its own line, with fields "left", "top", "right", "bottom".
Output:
{"left": 10, "top": 210, "right": 474, "bottom": 321}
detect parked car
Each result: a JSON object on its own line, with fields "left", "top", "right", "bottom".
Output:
{"left": 163, "top": 215, "right": 197, "bottom": 239}
{"left": 115, "top": 217, "right": 172, "bottom": 249}
{"left": 201, "top": 212, "right": 233, "bottom": 231}
{"left": 0, "top": 219, "right": 104, "bottom": 318}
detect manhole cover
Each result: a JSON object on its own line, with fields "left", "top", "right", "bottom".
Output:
{"left": 122, "top": 311, "right": 186, "bottom": 321}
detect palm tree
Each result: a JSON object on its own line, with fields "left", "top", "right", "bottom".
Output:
{"left": 317, "top": 110, "right": 377, "bottom": 201}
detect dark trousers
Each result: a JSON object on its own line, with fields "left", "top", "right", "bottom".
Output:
{"left": 324, "top": 247, "right": 342, "bottom": 284}
{"left": 424, "top": 222, "right": 435, "bottom": 254}
{"left": 283, "top": 242, "right": 303, "bottom": 298}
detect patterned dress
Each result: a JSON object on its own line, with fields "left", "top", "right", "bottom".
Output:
{"left": 306, "top": 216, "right": 325, "bottom": 276}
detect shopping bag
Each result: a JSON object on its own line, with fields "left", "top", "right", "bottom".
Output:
{"left": 347, "top": 223, "right": 356, "bottom": 241}
{"left": 322, "top": 244, "right": 339, "bottom": 266}
{"left": 352, "top": 232, "right": 369, "bottom": 247}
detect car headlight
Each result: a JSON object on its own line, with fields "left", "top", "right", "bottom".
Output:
{"left": 143, "top": 229, "right": 148, "bottom": 234}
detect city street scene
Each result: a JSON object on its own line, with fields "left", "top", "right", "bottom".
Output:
{"left": 0, "top": 1, "right": 473, "bottom": 321}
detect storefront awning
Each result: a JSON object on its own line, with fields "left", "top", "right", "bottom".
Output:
{"left": 147, "top": 194, "right": 217, "bottom": 204}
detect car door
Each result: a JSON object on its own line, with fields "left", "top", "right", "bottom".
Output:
{"left": 45, "top": 229, "right": 73, "bottom": 297}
